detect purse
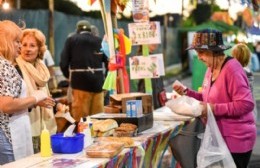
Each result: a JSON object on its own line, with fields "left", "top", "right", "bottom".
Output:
{"left": 169, "top": 117, "right": 205, "bottom": 168}
{"left": 158, "top": 89, "right": 167, "bottom": 106}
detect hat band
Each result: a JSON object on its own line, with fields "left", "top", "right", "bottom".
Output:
{"left": 192, "top": 32, "right": 219, "bottom": 47}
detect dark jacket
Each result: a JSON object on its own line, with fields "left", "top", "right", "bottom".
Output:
{"left": 60, "top": 31, "right": 108, "bottom": 92}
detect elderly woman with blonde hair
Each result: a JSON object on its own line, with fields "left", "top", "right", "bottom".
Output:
{"left": 16, "top": 28, "right": 57, "bottom": 154}
{"left": 232, "top": 43, "right": 258, "bottom": 121}
{"left": 232, "top": 43, "right": 253, "bottom": 92}
{"left": 0, "top": 20, "right": 49, "bottom": 165}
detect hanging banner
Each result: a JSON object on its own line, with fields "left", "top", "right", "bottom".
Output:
{"left": 128, "top": 21, "right": 161, "bottom": 45}
{"left": 132, "top": 0, "right": 149, "bottom": 23}
{"left": 129, "top": 54, "right": 164, "bottom": 79}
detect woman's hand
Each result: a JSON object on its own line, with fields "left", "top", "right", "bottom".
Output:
{"left": 200, "top": 102, "right": 214, "bottom": 119}
{"left": 173, "top": 85, "right": 187, "bottom": 96}
{"left": 31, "top": 90, "right": 47, "bottom": 103}
{"left": 200, "top": 102, "right": 207, "bottom": 118}
{"left": 37, "top": 97, "right": 55, "bottom": 108}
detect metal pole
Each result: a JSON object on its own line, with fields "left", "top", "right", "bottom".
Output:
{"left": 16, "top": 0, "right": 20, "bottom": 9}
{"left": 48, "top": 0, "right": 55, "bottom": 58}
{"left": 163, "top": 14, "right": 168, "bottom": 65}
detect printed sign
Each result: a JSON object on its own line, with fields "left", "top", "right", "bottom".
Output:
{"left": 129, "top": 54, "right": 164, "bottom": 79}
{"left": 128, "top": 21, "right": 161, "bottom": 45}
{"left": 132, "top": 0, "right": 149, "bottom": 23}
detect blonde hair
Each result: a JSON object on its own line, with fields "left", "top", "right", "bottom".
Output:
{"left": 0, "top": 20, "right": 22, "bottom": 62}
{"left": 232, "top": 43, "right": 251, "bottom": 67}
{"left": 21, "top": 28, "right": 47, "bottom": 59}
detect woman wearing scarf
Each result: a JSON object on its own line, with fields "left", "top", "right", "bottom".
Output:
{"left": 16, "top": 28, "right": 57, "bottom": 154}
{"left": 0, "top": 20, "right": 50, "bottom": 165}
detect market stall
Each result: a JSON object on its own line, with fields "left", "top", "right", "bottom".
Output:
{"left": 1, "top": 109, "right": 182, "bottom": 168}
{"left": 2, "top": 0, "right": 185, "bottom": 167}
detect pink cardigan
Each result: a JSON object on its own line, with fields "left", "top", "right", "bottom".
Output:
{"left": 187, "top": 58, "right": 256, "bottom": 153}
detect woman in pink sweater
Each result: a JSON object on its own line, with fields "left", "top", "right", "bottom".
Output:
{"left": 173, "top": 29, "right": 256, "bottom": 168}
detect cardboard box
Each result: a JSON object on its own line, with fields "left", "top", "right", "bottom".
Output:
{"left": 104, "top": 105, "right": 121, "bottom": 113}
{"left": 109, "top": 92, "right": 153, "bottom": 114}
{"left": 126, "top": 100, "right": 143, "bottom": 117}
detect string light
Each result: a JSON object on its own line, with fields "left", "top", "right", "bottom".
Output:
{"left": 2, "top": 0, "right": 10, "bottom": 10}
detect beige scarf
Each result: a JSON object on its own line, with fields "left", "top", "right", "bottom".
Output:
{"left": 16, "top": 56, "right": 57, "bottom": 136}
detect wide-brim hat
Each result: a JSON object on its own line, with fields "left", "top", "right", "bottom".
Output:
{"left": 186, "top": 29, "right": 231, "bottom": 51}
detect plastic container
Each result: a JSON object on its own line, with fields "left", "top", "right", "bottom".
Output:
{"left": 86, "top": 141, "right": 124, "bottom": 158}
{"left": 51, "top": 133, "right": 84, "bottom": 154}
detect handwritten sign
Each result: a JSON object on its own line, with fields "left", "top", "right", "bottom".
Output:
{"left": 129, "top": 54, "right": 164, "bottom": 79}
{"left": 128, "top": 21, "right": 161, "bottom": 45}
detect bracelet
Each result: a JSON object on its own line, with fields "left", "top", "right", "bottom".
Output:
{"left": 183, "top": 88, "right": 188, "bottom": 95}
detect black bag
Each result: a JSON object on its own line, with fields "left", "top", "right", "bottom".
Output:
{"left": 169, "top": 117, "right": 205, "bottom": 168}
{"left": 137, "top": 77, "right": 165, "bottom": 109}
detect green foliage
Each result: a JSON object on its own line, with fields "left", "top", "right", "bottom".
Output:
{"left": 181, "top": 17, "right": 195, "bottom": 27}
{"left": 192, "top": 3, "right": 211, "bottom": 25}
{"left": 179, "top": 21, "right": 240, "bottom": 34}
{"left": 212, "top": 4, "right": 221, "bottom": 12}
{"left": 55, "top": 0, "right": 83, "bottom": 16}
{"left": 182, "top": 2, "right": 222, "bottom": 27}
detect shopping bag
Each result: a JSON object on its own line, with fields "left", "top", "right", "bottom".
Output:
{"left": 166, "top": 96, "right": 202, "bottom": 117}
{"left": 197, "top": 104, "right": 236, "bottom": 168}
{"left": 169, "top": 117, "right": 205, "bottom": 168}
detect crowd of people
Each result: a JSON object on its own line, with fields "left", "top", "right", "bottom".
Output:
{"left": 0, "top": 18, "right": 259, "bottom": 168}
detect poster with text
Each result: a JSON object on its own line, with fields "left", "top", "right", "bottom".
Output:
{"left": 128, "top": 22, "right": 161, "bottom": 45}
{"left": 129, "top": 54, "right": 164, "bottom": 79}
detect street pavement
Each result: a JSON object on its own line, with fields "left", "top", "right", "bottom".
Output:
{"left": 164, "top": 72, "right": 260, "bottom": 167}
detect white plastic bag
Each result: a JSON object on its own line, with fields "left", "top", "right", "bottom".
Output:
{"left": 165, "top": 96, "right": 202, "bottom": 117}
{"left": 153, "top": 106, "right": 193, "bottom": 121}
{"left": 197, "top": 104, "right": 236, "bottom": 168}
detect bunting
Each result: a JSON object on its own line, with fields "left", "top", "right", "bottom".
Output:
{"left": 88, "top": 0, "right": 97, "bottom": 6}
